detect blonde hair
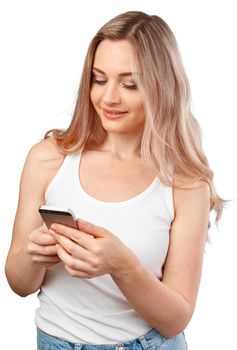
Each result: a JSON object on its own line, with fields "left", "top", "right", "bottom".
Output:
{"left": 45, "top": 11, "right": 225, "bottom": 222}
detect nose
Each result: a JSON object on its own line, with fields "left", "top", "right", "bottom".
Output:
{"left": 102, "top": 82, "right": 121, "bottom": 105}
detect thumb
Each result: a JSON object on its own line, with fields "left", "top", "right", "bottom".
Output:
{"left": 77, "top": 219, "right": 107, "bottom": 238}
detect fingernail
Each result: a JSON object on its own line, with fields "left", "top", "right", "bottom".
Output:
{"left": 50, "top": 224, "right": 57, "bottom": 230}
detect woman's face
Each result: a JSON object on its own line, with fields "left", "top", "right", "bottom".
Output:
{"left": 90, "top": 39, "right": 146, "bottom": 135}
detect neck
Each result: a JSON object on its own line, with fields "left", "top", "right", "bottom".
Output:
{"left": 99, "top": 132, "right": 143, "bottom": 159}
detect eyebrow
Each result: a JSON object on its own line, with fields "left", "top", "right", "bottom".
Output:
{"left": 92, "top": 67, "right": 133, "bottom": 77}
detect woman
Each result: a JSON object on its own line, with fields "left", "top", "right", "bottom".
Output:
{"left": 5, "top": 11, "right": 223, "bottom": 349}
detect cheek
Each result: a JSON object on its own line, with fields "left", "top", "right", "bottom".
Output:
{"left": 90, "top": 89, "right": 96, "bottom": 106}
{"left": 132, "top": 100, "right": 146, "bottom": 120}
{"left": 90, "top": 88, "right": 100, "bottom": 108}
{"left": 137, "top": 110, "right": 146, "bottom": 125}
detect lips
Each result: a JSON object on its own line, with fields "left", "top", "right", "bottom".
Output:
{"left": 102, "top": 108, "right": 128, "bottom": 120}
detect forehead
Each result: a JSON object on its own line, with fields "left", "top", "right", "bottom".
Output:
{"left": 93, "top": 39, "right": 136, "bottom": 74}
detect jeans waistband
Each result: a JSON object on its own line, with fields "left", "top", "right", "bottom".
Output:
{"left": 37, "top": 327, "right": 186, "bottom": 350}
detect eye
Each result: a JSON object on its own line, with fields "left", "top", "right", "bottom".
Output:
{"left": 120, "top": 82, "right": 137, "bottom": 90}
{"left": 91, "top": 77, "right": 107, "bottom": 85}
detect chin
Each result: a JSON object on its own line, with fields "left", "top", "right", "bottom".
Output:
{"left": 101, "top": 123, "right": 128, "bottom": 133}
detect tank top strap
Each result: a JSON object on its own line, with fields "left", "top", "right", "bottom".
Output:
{"left": 44, "top": 150, "right": 82, "bottom": 202}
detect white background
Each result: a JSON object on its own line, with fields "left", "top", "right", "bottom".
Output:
{"left": 0, "top": 1, "right": 236, "bottom": 349}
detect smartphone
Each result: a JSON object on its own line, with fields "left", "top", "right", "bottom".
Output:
{"left": 39, "top": 205, "right": 78, "bottom": 229}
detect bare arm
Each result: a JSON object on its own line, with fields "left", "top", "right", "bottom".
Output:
{"left": 111, "top": 181, "right": 210, "bottom": 337}
{"left": 5, "top": 138, "right": 64, "bottom": 297}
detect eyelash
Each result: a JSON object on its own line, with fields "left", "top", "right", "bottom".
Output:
{"left": 91, "top": 78, "right": 137, "bottom": 90}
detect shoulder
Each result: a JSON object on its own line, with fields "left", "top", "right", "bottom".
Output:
{"left": 172, "top": 174, "right": 210, "bottom": 214}
{"left": 21, "top": 138, "right": 66, "bottom": 188}
{"left": 26, "top": 137, "right": 64, "bottom": 162}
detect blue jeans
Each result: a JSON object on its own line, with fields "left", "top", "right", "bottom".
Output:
{"left": 37, "top": 328, "right": 187, "bottom": 350}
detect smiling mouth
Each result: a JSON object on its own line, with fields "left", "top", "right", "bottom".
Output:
{"left": 102, "top": 109, "right": 128, "bottom": 120}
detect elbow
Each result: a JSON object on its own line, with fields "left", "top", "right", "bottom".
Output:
{"left": 12, "top": 288, "right": 33, "bottom": 298}
{"left": 5, "top": 275, "right": 33, "bottom": 298}
{"left": 154, "top": 304, "right": 193, "bottom": 339}
{"left": 6, "top": 280, "right": 38, "bottom": 298}
{"left": 5, "top": 265, "right": 38, "bottom": 298}
{"left": 14, "top": 291, "right": 29, "bottom": 298}
{"left": 159, "top": 320, "right": 189, "bottom": 339}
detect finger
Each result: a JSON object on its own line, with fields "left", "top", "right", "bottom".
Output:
{"left": 56, "top": 245, "right": 93, "bottom": 274}
{"left": 49, "top": 225, "right": 94, "bottom": 249}
{"left": 31, "top": 254, "right": 60, "bottom": 264}
{"left": 39, "top": 234, "right": 58, "bottom": 246}
{"left": 30, "top": 231, "right": 58, "bottom": 246}
{"left": 77, "top": 219, "right": 107, "bottom": 238}
{"left": 49, "top": 224, "right": 81, "bottom": 241}
{"left": 27, "top": 242, "right": 59, "bottom": 256}
{"left": 39, "top": 224, "right": 50, "bottom": 233}
{"left": 50, "top": 232, "right": 90, "bottom": 262}
{"left": 64, "top": 265, "right": 93, "bottom": 279}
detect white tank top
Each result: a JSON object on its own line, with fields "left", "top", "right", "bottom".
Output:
{"left": 35, "top": 151, "right": 174, "bottom": 344}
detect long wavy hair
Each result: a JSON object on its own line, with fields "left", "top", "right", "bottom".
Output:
{"left": 45, "top": 11, "right": 225, "bottom": 222}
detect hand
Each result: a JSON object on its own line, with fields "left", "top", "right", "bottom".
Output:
{"left": 25, "top": 225, "right": 61, "bottom": 268}
{"left": 49, "top": 219, "right": 137, "bottom": 278}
